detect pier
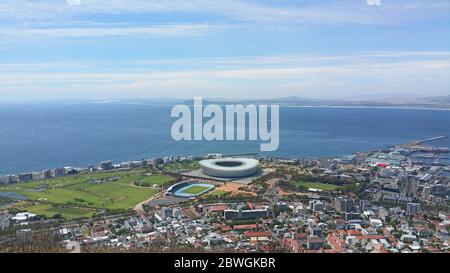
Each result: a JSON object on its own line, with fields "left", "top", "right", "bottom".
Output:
{"left": 401, "top": 136, "right": 448, "bottom": 151}
{"left": 413, "top": 136, "right": 447, "bottom": 145}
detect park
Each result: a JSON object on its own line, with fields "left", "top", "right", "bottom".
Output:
{"left": 0, "top": 170, "right": 175, "bottom": 220}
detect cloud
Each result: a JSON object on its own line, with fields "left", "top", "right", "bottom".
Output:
{"left": 1, "top": 51, "right": 449, "bottom": 100}
{"left": 0, "top": 0, "right": 449, "bottom": 26}
{"left": 367, "top": 0, "right": 382, "bottom": 6}
{"left": 0, "top": 24, "right": 214, "bottom": 38}
{"left": 66, "top": 0, "right": 81, "bottom": 6}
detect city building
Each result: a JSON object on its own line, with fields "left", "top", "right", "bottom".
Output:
{"left": 334, "top": 197, "right": 354, "bottom": 213}
{"left": 42, "top": 169, "right": 52, "bottom": 179}
{"left": 307, "top": 236, "right": 325, "bottom": 250}
{"left": 161, "top": 207, "right": 173, "bottom": 220}
{"left": 53, "top": 167, "right": 66, "bottom": 177}
{"left": 224, "top": 207, "right": 271, "bottom": 220}
{"left": 406, "top": 203, "right": 421, "bottom": 216}
{"left": 100, "top": 160, "right": 113, "bottom": 171}
{"left": 309, "top": 200, "right": 324, "bottom": 213}
{"left": 18, "top": 173, "right": 33, "bottom": 183}
{"left": 3, "top": 175, "right": 18, "bottom": 184}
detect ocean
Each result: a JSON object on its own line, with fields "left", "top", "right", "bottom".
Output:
{"left": 1, "top": 102, "right": 449, "bottom": 175}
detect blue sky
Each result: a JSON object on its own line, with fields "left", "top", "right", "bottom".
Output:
{"left": 0, "top": 0, "right": 449, "bottom": 101}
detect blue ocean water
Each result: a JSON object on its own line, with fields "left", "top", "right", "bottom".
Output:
{"left": 0, "top": 102, "right": 449, "bottom": 175}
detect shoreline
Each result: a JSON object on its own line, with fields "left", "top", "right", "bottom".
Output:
{"left": 1, "top": 136, "right": 448, "bottom": 179}
{"left": 281, "top": 105, "right": 450, "bottom": 111}
{"left": 2, "top": 100, "right": 450, "bottom": 111}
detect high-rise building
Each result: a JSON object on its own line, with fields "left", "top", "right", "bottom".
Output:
{"left": 18, "top": 173, "right": 33, "bottom": 183}
{"left": 42, "top": 169, "right": 52, "bottom": 179}
{"left": 100, "top": 160, "right": 113, "bottom": 171}
{"left": 53, "top": 167, "right": 66, "bottom": 177}
{"left": 334, "top": 197, "right": 354, "bottom": 213}
{"left": 406, "top": 203, "right": 420, "bottom": 215}
{"left": 359, "top": 199, "right": 371, "bottom": 212}
{"left": 4, "top": 175, "right": 18, "bottom": 184}
{"left": 309, "top": 200, "right": 323, "bottom": 213}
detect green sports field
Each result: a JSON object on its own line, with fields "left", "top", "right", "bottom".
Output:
{"left": 294, "top": 181, "right": 342, "bottom": 191}
{"left": 133, "top": 175, "right": 174, "bottom": 187}
{"left": 25, "top": 204, "right": 96, "bottom": 220}
{"left": 181, "top": 185, "right": 212, "bottom": 195}
{"left": 0, "top": 170, "right": 171, "bottom": 219}
{"left": 209, "top": 190, "right": 229, "bottom": 196}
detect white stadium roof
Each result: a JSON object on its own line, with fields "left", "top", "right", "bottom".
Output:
{"left": 199, "top": 158, "right": 259, "bottom": 178}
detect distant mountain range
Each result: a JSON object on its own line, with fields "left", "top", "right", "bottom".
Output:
{"left": 194, "top": 95, "right": 450, "bottom": 109}
{"left": 62, "top": 94, "right": 450, "bottom": 109}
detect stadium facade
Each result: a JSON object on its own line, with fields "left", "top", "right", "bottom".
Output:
{"left": 199, "top": 158, "right": 259, "bottom": 178}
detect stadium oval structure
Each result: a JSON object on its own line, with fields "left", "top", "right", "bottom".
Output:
{"left": 199, "top": 158, "right": 259, "bottom": 178}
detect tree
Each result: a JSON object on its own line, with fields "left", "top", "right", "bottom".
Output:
{"left": 52, "top": 214, "right": 64, "bottom": 220}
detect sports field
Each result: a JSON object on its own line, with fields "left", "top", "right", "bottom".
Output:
{"left": 294, "top": 181, "right": 342, "bottom": 191}
{"left": 182, "top": 185, "right": 211, "bottom": 194}
{"left": 0, "top": 170, "right": 170, "bottom": 219}
{"left": 174, "top": 183, "right": 215, "bottom": 197}
{"left": 25, "top": 204, "right": 96, "bottom": 220}
{"left": 209, "top": 190, "right": 229, "bottom": 197}
{"left": 134, "top": 175, "right": 174, "bottom": 187}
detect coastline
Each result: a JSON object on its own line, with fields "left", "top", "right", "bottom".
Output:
{"left": 1, "top": 136, "right": 448, "bottom": 179}
{"left": 1, "top": 99, "right": 450, "bottom": 111}
{"left": 282, "top": 105, "right": 450, "bottom": 111}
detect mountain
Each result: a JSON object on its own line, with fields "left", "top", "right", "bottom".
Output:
{"left": 56, "top": 95, "right": 448, "bottom": 109}
{"left": 419, "top": 95, "right": 450, "bottom": 104}
{"left": 193, "top": 94, "right": 450, "bottom": 109}
{"left": 180, "top": 96, "right": 344, "bottom": 105}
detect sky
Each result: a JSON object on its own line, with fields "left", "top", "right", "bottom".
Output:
{"left": 0, "top": 0, "right": 449, "bottom": 101}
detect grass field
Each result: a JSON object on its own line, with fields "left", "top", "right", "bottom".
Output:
{"left": 295, "top": 181, "right": 342, "bottom": 191}
{"left": 163, "top": 161, "right": 200, "bottom": 171}
{"left": 25, "top": 204, "right": 95, "bottom": 220}
{"left": 209, "top": 190, "right": 229, "bottom": 196}
{"left": 0, "top": 169, "right": 168, "bottom": 218}
{"left": 134, "top": 175, "right": 174, "bottom": 186}
{"left": 181, "top": 185, "right": 212, "bottom": 195}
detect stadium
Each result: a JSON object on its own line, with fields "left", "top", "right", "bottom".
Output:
{"left": 166, "top": 181, "right": 215, "bottom": 198}
{"left": 199, "top": 158, "right": 259, "bottom": 178}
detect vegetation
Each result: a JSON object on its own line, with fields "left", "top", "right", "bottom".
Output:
{"left": 278, "top": 180, "right": 343, "bottom": 192}
{"left": 0, "top": 197, "right": 14, "bottom": 205}
{"left": 133, "top": 175, "right": 174, "bottom": 187}
{"left": 163, "top": 161, "right": 200, "bottom": 171}
{"left": 295, "top": 181, "right": 342, "bottom": 191}
{"left": 24, "top": 204, "right": 95, "bottom": 220}
{"left": 0, "top": 169, "right": 163, "bottom": 219}
{"left": 291, "top": 174, "right": 356, "bottom": 185}
{"left": 209, "top": 190, "right": 229, "bottom": 197}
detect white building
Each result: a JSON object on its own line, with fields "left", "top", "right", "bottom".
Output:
{"left": 13, "top": 212, "right": 37, "bottom": 221}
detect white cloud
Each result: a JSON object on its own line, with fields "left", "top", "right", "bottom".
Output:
{"left": 1, "top": 51, "right": 449, "bottom": 100}
{"left": 0, "top": 0, "right": 448, "bottom": 26}
{"left": 0, "top": 24, "right": 214, "bottom": 38}
{"left": 367, "top": 0, "right": 382, "bottom": 6}
{"left": 66, "top": 0, "right": 81, "bottom": 6}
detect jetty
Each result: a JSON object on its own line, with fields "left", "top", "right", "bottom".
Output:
{"left": 413, "top": 136, "right": 447, "bottom": 145}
